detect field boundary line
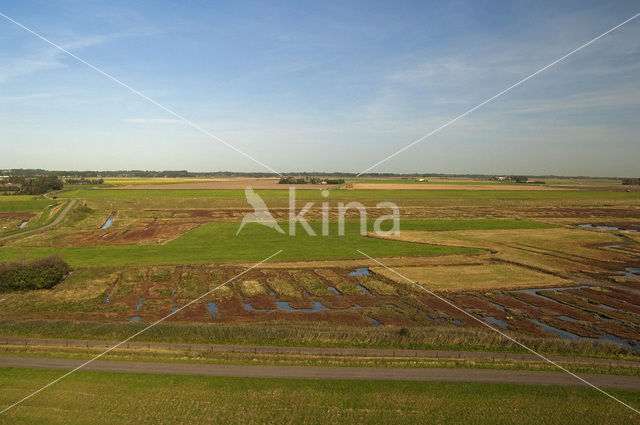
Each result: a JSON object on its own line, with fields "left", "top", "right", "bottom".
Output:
{"left": 0, "top": 11, "right": 281, "bottom": 176}
{"left": 356, "top": 11, "right": 640, "bottom": 176}
{"left": 0, "top": 250, "right": 283, "bottom": 415}
{"left": 356, "top": 249, "right": 640, "bottom": 415}
{"left": 2, "top": 337, "right": 640, "bottom": 367}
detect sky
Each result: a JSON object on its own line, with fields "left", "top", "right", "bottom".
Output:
{"left": 0, "top": 0, "right": 639, "bottom": 176}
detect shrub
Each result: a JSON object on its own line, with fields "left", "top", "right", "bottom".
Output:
{"left": 0, "top": 256, "right": 71, "bottom": 292}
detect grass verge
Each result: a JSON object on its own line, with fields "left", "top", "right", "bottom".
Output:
{"left": 0, "top": 368, "right": 638, "bottom": 424}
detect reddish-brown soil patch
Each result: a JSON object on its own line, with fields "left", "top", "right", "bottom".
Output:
{"left": 0, "top": 212, "right": 35, "bottom": 219}
{"left": 58, "top": 219, "right": 200, "bottom": 246}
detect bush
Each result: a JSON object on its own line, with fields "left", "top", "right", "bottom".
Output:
{"left": 0, "top": 256, "right": 71, "bottom": 292}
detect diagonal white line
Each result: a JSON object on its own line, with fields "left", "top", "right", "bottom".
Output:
{"left": 0, "top": 11, "right": 282, "bottom": 176}
{"left": 356, "top": 249, "right": 640, "bottom": 415}
{"left": 356, "top": 12, "right": 640, "bottom": 176}
{"left": 0, "top": 250, "right": 283, "bottom": 415}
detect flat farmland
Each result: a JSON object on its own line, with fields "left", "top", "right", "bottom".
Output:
{"left": 1, "top": 178, "right": 639, "bottom": 358}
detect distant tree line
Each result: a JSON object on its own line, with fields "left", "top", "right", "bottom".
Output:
{"left": 0, "top": 174, "right": 63, "bottom": 195}
{"left": 278, "top": 177, "right": 345, "bottom": 185}
{"left": 622, "top": 178, "right": 640, "bottom": 185}
{"left": 65, "top": 178, "right": 104, "bottom": 185}
{"left": 0, "top": 169, "right": 624, "bottom": 180}
{"left": 487, "top": 175, "right": 546, "bottom": 184}
{"left": 0, "top": 256, "right": 71, "bottom": 292}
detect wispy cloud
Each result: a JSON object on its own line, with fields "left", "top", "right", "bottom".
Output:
{"left": 0, "top": 31, "right": 147, "bottom": 83}
{"left": 0, "top": 92, "right": 58, "bottom": 103}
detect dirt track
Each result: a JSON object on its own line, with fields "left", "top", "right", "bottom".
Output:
{"left": 1, "top": 356, "right": 638, "bottom": 389}
{"left": 0, "top": 199, "right": 77, "bottom": 244}
{"left": 3, "top": 337, "right": 640, "bottom": 368}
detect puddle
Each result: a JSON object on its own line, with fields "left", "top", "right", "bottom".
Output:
{"left": 558, "top": 315, "right": 576, "bottom": 322}
{"left": 275, "top": 301, "right": 293, "bottom": 311}
{"left": 515, "top": 286, "right": 587, "bottom": 296}
{"left": 603, "top": 244, "right": 625, "bottom": 249}
{"left": 356, "top": 285, "right": 372, "bottom": 295}
{"left": 453, "top": 319, "right": 463, "bottom": 325}
{"left": 598, "top": 303, "right": 616, "bottom": 311}
{"left": 304, "top": 301, "right": 328, "bottom": 312}
{"left": 135, "top": 297, "right": 143, "bottom": 311}
{"left": 598, "top": 332, "right": 640, "bottom": 351}
{"left": 129, "top": 316, "right": 141, "bottom": 322}
{"left": 513, "top": 286, "right": 588, "bottom": 305}
{"left": 482, "top": 316, "right": 508, "bottom": 329}
{"left": 578, "top": 224, "right": 638, "bottom": 232}
{"left": 269, "top": 291, "right": 276, "bottom": 296}
{"left": 100, "top": 212, "right": 117, "bottom": 229}
{"left": 104, "top": 279, "right": 117, "bottom": 304}
{"left": 302, "top": 291, "right": 310, "bottom": 297}
{"left": 370, "top": 318, "right": 383, "bottom": 327}
{"left": 206, "top": 302, "right": 219, "bottom": 319}
{"left": 489, "top": 302, "right": 506, "bottom": 312}
{"left": 100, "top": 233, "right": 109, "bottom": 239}
{"left": 618, "top": 267, "right": 640, "bottom": 278}
{"left": 275, "top": 300, "right": 328, "bottom": 312}
{"left": 18, "top": 221, "right": 27, "bottom": 229}
{"left": 349, "top": 267, "right": 370, "bottom": 276}
{"left": 171, "top": 287, "right": 177, "bottom": 312}
{"left": 327, "top": 286, "right": 342, "bottom": 295}
{"left": 243, "top": 302, "right": 273, "bottom": 312}
{"left": 529, "top": 318, "right": 580, "bottom": 340}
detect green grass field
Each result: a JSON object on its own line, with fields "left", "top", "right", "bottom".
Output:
{"left": 0, "top": 368, "right": 637, "bottom": 424}
{"left": 0, "top": 219, "right": 550, "bottom": 267}
{"left": 0, "top": 198, "right": 56, "bottom": 213}
{"left": 0, "top": 220, "right": 479, "bottom": 266}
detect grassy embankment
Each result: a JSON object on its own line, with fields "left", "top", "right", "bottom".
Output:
{"left": 0, "top": 368, "right": 638, "bottom": 424}
{"left": 0, "top": 320, "right": 635, "bottom": 359}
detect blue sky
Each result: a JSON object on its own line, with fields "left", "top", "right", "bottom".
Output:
{"left": 0, "top": 0, "right": 639, "bottom": 176}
